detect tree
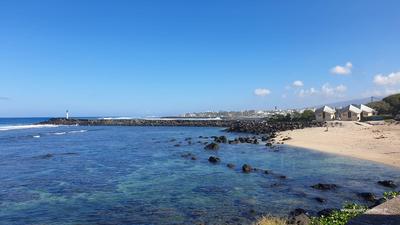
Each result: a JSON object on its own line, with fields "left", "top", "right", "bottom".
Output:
{"left": 367, "top": 101, "right": 392, "bottom": 115}
{"left": 300, "top": 109, "right": 316, "bottom": 121}
{"left": 383, "top": 93, "right": 400, "bottom": 115}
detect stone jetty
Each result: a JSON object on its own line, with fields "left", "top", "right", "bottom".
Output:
{"left": 38, "top": 118, "right": 323, "bottom": 135}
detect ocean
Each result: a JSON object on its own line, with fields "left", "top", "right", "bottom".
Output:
{"left": 0, "top": 118, "right": 399, "bottom": 225}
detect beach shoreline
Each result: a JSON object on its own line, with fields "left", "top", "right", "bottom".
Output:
{"left": 278, "top": 121, "right": 400, "bottom": 168}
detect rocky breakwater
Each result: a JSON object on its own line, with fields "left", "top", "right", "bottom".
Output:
{"left": 225, "top": 120, "right": 323, "bottom": 135}
{"left": 40, "top": 118, "right": 323, "bottom": 133}
{"left": 38, "top": 118, "right": 236, "bottom": 127}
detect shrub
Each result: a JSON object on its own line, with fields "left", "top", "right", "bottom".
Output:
{"left": 311, "top": 203, "right": 367, "bottom": 225}
{"left": 367, "top": 101, "right": 392, "bottom": 115}
{"left": 383, "top": 191, "right": 400, "bottom": 200}
{"left": 383, "top": 93, "right": 400, "bottom": 115}
{"left": 254, "top": 216, "right": 287, "bottom": 225}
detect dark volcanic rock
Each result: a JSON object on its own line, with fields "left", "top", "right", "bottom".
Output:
{"left": 370, "top": 198, "right": 386, "bottom": 208}
{"left": 377, "top": 180, "right": 397, "bottom": 188}
{"left": 214, "top": 136, "right": 227, "bottom": 144}
{"left": 227, "top": 163, "right": 235, "bottom": 169}
{"left": 314, "top": 197, "right": 326, "bottom": 203}
{"left": 282, "top": 137, "right": 292, "bottom": 141}
{"left": 358, "top": 192, "right": 376, "bottom": 202}
{"left": 40, "top": 118, "right": 323, "bottom": 136}
{"left": 311, "top": 183, "right": 338, "bottom": 190}
{"left": 289, "top": 208, "right": 308, "bottom": 217}
{"left": 242, "top": 164, "right": 253, "bottom": 173}
{"left": 204, "top": 143, "right": 219, "bottom": 150}
{"left": 317, "top": 208, "right": 336, "bottom": 217}
{"left": 35, "top": 153, "right": 54, "bottom": 159}
{"left": 181, "top": 153, "right": 196, "bottom": 159}
{"left": 208, "top": 156, "right": 220, "bottom": 163}
{"left": 287, "top": 213, "right": 310, "bottom": 225}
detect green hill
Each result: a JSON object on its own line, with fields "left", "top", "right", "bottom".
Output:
{"left": 367, "top": 93, "right": 400, "bottom": 115}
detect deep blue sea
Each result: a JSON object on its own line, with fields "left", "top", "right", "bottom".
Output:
{"left": 0, "top": 118, "right": 399, "bottom": 225}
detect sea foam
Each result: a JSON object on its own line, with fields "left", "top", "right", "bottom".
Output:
{"left": 0, "top": 124, "right": 59, "bottom": 131}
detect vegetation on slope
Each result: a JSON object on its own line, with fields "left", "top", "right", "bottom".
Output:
{"left": 367, "top": 93, "right": 400, "bottom": 116}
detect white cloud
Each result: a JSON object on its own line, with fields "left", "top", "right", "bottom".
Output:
{"left": 298, "top": 87, "right": 318, "bottom": 97}
{"left": 254, "top": 88, "right": 271, "bottom": 97}
{"left": 330, "top": 62, "right": 353, "bottom": 75}
{"left": 321, "top": 83, "right": 347, "bottom": 97}
{"left": 298, "top": 83, "right": 346, "bottom": 98}
{"left": 292, "top": 80, "right": 304, "bottom": 87}
{"left": 373, "top": 72, "right": 400, "bottom": 86}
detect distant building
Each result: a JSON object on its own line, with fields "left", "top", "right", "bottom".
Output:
{"left": 356, "top": 104, "right": 377, "bottom": 119}
{"left": 315, "top": 106, "right": 336, "bottom": 122}
{"left": 339, "top": 105, "right": 362, "bottom": 121}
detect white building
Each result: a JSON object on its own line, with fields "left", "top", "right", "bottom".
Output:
{"left": 357, "top": 104, "right": 377, "bottom": 119}
{"left": 315, "top": 106, "right": 336, "bottom": 122}
{"left": 339, "top": 105, "right": 362, "bottom": 121}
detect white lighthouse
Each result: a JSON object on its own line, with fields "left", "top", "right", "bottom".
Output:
{"left": 66, "top": 110, "right": 69, "bottom": 120}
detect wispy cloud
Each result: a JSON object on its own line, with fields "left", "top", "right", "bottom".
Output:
{"left": 321, "top": 83, "right": 347, "bottom": 97}
{"left": 330, "top": 62, "right": 353, "bottom": 75}
{"left": 0, "top": 96, "right": 10, "bottom": 100}
{"left": 292, "top": 80, "right": 304, "bottom": 87}
{"left": 297, "top": 83, "right": 346, "bottom": 98}
{"left": 298, "top": 87, "right": 318, "bottom": 98}
{"left": 254, "top": 88, "right": 271, "bottom": 97}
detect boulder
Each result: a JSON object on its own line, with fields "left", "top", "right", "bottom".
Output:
{"left": 377, "top": 180, "right": 397, "bottom": 188}
{"left": 370, "top": 198, "right": 386, "bottom": 208}
{"left": 242, "top": 164, "right": 253, "bottom": 173}
{"left": 358, "top": 192, "right": 376, "bottom": 202}
{"left": 208, "top": 156, "right": 220, "bottom": 163}
{"left": 314, "top": 197, "right": 326, "bottom": 203}
{"left": 317, "top": 208, "right": 336, "bottom": 217}
{"left": 289, "top": 208, "right": 308, "bottom": 217}
{"left": 227, "top": 163, "right": 235, "bottom": 169}
{"left": 311, "top": 183, "right": 338, "bottom": 190}
{"left": 287, "top": 213, "right": 310, "bottom": 225}
{"left": 204, "top": 143, "right": 219, "bottom": 150}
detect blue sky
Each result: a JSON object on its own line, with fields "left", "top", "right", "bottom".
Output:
{"left": 1, "top": 0, "right": 400, "bottom": 117}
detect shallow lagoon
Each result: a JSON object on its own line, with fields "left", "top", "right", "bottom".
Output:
{"left": 1, "top": 125, "right": 399, "bottom": 225}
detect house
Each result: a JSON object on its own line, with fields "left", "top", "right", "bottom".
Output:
{"left": 315, "top": 106, "right": 336, "bottom": 122}
{"left": 339, "top": 105, "right": 362, "bottom": 121}
{"left": 356, "top": 104, "right": 377, "bottom": 119}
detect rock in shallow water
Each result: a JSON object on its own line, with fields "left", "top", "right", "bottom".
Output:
{"left": 311, "top": 183, "right": 338, "bottom": 190}
{"left": 317, "top": 208, "right": 337, "bottom": 217}
{"left": 358, "top": 192, "right": 376, "bottom": 202}
{"left": 242, "top": 164, "right": 252, "bottom": 173}
{"left": 204, "top": 143, "right": 219, "bottom": 150}
{"left": 227, "top": 163, "right": 235, "bottom": 169}
{"left": 377, "top": 180, "right": 397, "bottom": 188}
{"left": 208, "top": 156, "right": 220, "bottom": 163}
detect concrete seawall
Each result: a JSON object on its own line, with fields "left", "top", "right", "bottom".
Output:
{"left": 348, "top": 197, "right": 400, "bottom": 225}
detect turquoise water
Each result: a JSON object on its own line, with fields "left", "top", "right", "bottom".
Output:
{"left": 0, "top": 118, "right": 399, "bottom": 225}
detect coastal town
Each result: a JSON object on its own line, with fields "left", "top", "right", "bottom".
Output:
{"left": 179, "top": 103, "right": 382, "bottom": 122}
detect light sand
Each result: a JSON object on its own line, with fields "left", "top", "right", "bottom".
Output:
{"left": 278, "top": 121, "right": 400, "bottom": 168}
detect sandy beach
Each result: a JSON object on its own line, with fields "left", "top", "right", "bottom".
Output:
{"left": 278, "top": 121, "right": 400, "bottom": 168}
